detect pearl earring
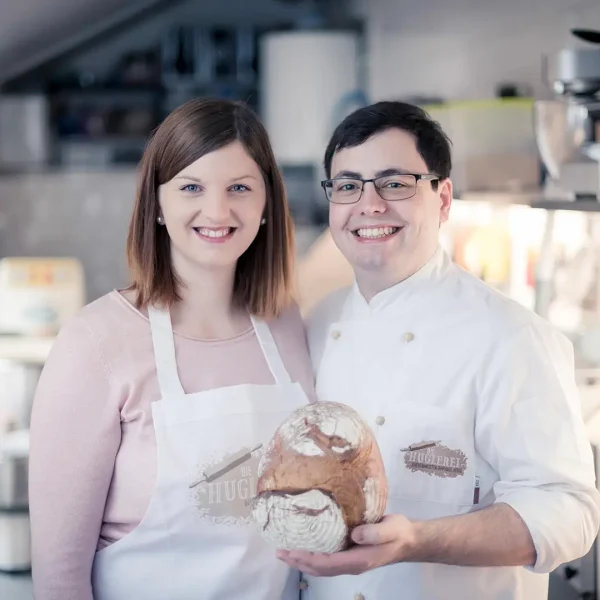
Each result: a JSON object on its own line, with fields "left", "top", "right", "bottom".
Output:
{"left": 261, "top": 218, "right": 267, "bottom": 225}
{"left": 157, "top": 215, "right": 165, "bottom": 225}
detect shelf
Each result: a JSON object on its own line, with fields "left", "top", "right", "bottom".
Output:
{"left": 0, "top": 336, "right": 55, "bottom": 364}
{"left": 456, "top": 190, "right": 536, "bottom": 205}
{"left": 58, "top": 135, "right": 148, "bottom": 144}
{"left": 457, "top": 190, "right": 600, "bottom": 212}
{"left": 530, "top": 200, "right": 600, "bottom": 212}
{"left": 48, "top": 83, "right": 164, "bottom": 95}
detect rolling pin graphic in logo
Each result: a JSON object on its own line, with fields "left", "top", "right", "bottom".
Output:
{"left": 190, "top": 444, "right": 263, "bottom": 488}
{"left": 190, "top": 444, "right": 264, "bottom": 525}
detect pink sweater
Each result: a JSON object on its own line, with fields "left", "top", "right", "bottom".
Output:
{"left": 29, "top": 291, "right": 316, "bottom": 600}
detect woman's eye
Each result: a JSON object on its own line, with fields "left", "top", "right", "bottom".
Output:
{"left": 230, "top": 184, "right": 251, "bottom": 193}
{"left": 181, "top": 184, "right": 201, "bottom": 193}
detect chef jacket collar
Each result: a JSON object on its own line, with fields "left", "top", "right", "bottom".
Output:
{"left": 350, "top": 245, "right": 451, "bottom": 317}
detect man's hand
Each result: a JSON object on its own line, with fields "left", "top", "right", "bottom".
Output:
{"left": 276, "top": 504, "right": 537, "bottom": 577}
{"left": 276, "top": 514, "right": 416, "bottom": 577}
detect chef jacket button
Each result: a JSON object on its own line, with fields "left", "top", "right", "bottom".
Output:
{"left": 375, "top": 415, "right": 385, "bottom": 426}
{"left": 403, "top": 331, "right": 415, "bottom": 343}
{"left": 331, "top": 330, "right": 341, "bottom": 340}
{"left": 354, "top": 594, "right": 365, "bottom": 600}
{"left": 299, "top": 579, "right": 309, "bottom": 590}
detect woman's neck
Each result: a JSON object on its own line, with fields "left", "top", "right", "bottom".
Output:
{"left": 169, "top": 257, "right": 250, "bottom": 340}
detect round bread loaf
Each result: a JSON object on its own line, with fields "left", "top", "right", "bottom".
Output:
{"left": 251, "top": 401, "right": 388, "bottom": 554}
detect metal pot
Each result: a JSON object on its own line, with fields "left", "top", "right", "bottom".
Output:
{"left": 0, "top": 429, "right": 29, "bottom": 508}
{"left": 0, "top": 430, "right": 30, "bottom": 573}
{"left": 0, "top": 359, "right": 42, "bottom": 433}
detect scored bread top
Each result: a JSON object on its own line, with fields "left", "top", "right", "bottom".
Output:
{"left": 256, "top": 401, "right": 388, "bottom": 531}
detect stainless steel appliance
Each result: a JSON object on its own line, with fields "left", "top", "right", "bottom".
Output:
{"left": 0, "top": 430, "right": 30, "bottom": 573}
{"left": 535, "top": 29, "right": 600, "bottom": 202}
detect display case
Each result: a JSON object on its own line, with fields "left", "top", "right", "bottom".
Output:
{"left": 445, "top": 196, "right": 600, "bottom": 368}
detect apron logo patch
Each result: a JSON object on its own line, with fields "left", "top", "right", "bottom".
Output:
{"left": 402, "top": 440, "right": 467, "bottom": 478}
{"left": 188, "top": 444, "right": 264, "bottom": 526}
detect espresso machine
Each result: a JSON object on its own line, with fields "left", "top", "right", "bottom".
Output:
{"left": 535, "top": 29, "right": 600, "bottom": 202}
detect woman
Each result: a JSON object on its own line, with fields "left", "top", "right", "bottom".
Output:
{"left": 29, "top": 98, "right": 315, "bottom": 600}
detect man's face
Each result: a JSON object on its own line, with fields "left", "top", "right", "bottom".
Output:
{"left": 327, "top": 128, "right": 452, "bottom": 289}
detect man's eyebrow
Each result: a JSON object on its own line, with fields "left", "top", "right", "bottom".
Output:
{"left": 375, "top": 167, "right": 413, "bottom": 177}
{"left": 331, "top": 167, "right": 415, "bottom": 179}
{"left": 331, "top": 170, "right": 362, "bottom": 179}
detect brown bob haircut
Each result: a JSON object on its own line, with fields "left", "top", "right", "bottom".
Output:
{"left": 126, "top": 97, "right": 295, "bottom": 319}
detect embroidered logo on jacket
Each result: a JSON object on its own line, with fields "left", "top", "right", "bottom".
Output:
{"left": 402, "top": 440, "right": 467, "bottom": 478}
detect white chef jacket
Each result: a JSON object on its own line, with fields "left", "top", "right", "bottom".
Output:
{"left": 305, "top": 245, "right": 600, "bottom": 600}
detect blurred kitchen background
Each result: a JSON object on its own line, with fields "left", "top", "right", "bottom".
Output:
{"left": 2, "top": 0, "right": 600, "bottom": 597}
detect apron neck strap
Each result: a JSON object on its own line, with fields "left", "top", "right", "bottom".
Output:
{"left": 250, "top": 316, "right": 292, "bottom": 386}
{"left": 148, "top": 305, "right": 186, "bottom": 399}
{"left": 148, "top": 306, "right": 292, "bottom": 397}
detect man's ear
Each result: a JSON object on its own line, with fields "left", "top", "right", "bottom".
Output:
{"left": 439, "top": 178, "right": 453, "bottom": 224}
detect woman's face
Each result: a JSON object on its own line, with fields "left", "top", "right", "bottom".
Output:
{"left": 158, "top": 141, "right": 266, "bottom": 276}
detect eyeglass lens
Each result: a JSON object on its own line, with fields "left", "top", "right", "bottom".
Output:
{"left": 325, "top": 175, "right": 418, "bottom": 203}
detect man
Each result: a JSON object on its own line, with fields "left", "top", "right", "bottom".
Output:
{"left": 278, "top": 101, "right": 600, "bottom": 599}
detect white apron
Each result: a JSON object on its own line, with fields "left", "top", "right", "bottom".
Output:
{"left": 302, "top": 297, "right": 548, "bottom": 600}
{"left": 92, "top": 306, "right": 310, "bottom": 600}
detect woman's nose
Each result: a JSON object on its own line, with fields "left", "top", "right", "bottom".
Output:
{"left": 202, "top": 192, "right": 231, "bottom": 222}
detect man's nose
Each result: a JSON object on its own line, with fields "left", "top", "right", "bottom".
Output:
{"left": 358, "top": 182, "right": 387, "bottom": 215}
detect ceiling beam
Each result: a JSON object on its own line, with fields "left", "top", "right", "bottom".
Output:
{"left": 1, "top": 0, "right": 188, "bottom": 89}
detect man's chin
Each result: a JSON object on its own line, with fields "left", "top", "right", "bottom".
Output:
{"left": 351, "top": 253, "right": 395, "bottom": 274}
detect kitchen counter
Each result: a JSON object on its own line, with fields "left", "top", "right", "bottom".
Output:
{"left": 0, "top": 335, "right": 55, "bottom": 364}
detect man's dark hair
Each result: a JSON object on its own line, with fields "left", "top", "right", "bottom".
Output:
{"left": 323, "top": 101, "right": 452, "bottom": 189}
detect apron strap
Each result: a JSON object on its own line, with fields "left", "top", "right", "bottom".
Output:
{"left": 250, "top": 317, "right": 292, "bottom": 386}
{"left": 148, "top": 305, "right": 186, "bottom": 399}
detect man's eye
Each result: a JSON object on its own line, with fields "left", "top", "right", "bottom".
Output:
{"left": 379, "top": 176, "right": 413, "bottom": 189}
{"left": 336, "top": 183, "right": 359, "bottom": 192}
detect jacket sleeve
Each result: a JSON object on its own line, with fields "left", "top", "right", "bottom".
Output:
{"left": 475, "top": 320, "right": 600, "bottom": 573}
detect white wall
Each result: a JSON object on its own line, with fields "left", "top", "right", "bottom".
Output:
{"left": 361, "top": 0, "right": 600, "bottom": 101}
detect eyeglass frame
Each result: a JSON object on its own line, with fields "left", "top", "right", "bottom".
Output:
{"left": 320, "top": 173, "right": 440, "bottom": 205}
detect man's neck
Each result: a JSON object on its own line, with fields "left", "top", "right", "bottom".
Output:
{"left": 355, "top": 248, "right": 438, "bottom": 303}
{"left": 355, "top": 269, "right": 411, "bottom": 303}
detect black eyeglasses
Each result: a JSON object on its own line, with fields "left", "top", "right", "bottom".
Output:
{"left": 321, "top": 173, "right": 439, "bottom": 204}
